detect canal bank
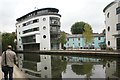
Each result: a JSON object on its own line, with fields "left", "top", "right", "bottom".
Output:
{"left": 17, "top": 50, "right": 120, "bottom": 57}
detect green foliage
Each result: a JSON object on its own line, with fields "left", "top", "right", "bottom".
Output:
{"left": 52, "top": 56, "right": 67, "bottom": 78}
{"left": 99, "top": 44, "right": 106, "bottom": 50}
{"left": 59, "top": 31, "right": 67, "bottom": 49}
{"left": 71, "top": 63, "right": 93, "bottom": 76}
{"left": 71, "top": 21, "right": 85, "bottom": 34}
{"left": 2, "top": 32, "right": 16, "bottom": 51}
{"left": 83, "top": 23, "right": 93, "bottom": 46}
{"left": 106, "top": 47, "right": 114, "bottom": 51}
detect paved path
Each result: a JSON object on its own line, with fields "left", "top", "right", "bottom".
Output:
{"left": 0, "top": 56, "right": 28, "bottom": 80}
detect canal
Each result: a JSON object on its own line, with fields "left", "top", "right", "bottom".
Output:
{"left": 17, "top": 52, "right": 120, "bottom": 79}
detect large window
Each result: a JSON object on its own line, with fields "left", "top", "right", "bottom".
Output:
{"left": 22, "top": 35, "right": 36, "bottom": 43}
{"left": 23, "top": 27, "right": 39, "bottom": 34}
{"left": 116, "top": 23, "right": 120, "bottom": 31}
{"left": 23, "top": 19, "right": 39, "bottom": 27}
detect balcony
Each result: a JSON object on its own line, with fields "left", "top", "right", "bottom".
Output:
{"left": 50, "top": 17, "right": 60, "bottom": 27}
{"left": 50, "top": 26, "right": 60, "bottom": 34}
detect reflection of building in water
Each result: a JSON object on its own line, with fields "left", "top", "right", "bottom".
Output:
{"left": 116, "top": 60, "right": 120, "bottom": 78}
{"left": 18, "top": 54, "right": 52, "bottom": 78}
{"left": 16, "top": 8, "right": 61, "bottom": 51}
{"left": 18, "top": 54, "right": 120, "bottom": 79}
{"left": 105, "top": 61, "right": 118, "bottom": 79}
{"left": 18, "top": 53, "right": 67, "bottom": 78}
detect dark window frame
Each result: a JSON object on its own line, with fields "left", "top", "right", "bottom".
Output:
{"left": 107, "top": 12, "right": 110, "bottom": 18}
{"left": 108, "top": 26, "right": 110, "bottom": 32}
{"left": 116, "top": 23, "right": 120, "bottom": 31}
{"left": 116, "top": 7, "right": 120, "bottom": 14}
{"left": 108, "top": 41, "right": 110, "bottom": 46}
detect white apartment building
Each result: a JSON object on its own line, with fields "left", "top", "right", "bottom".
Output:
{"left": 16, "top": 8, "right": 61, "bottom": 51}
{"left": 103, "top": 0, "right": 120, "bottom": 50}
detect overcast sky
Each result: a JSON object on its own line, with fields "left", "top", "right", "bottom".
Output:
{"left": 0, "top": 0, "right": 114, "bottom": 34}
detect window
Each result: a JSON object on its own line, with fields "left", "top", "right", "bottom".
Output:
{"left": 108, "top": 26, "right": 110, "bottom": 31}
{"left": 43, "top": 18, "right": 46, "bottom": 21}
{"left": 43, "top": 35, "right": 46, "bottom": 39}
{"left": 116, "top": 7, "right": 120, "bottom": 14}
{"left": 44, "top": 48, "right": 46, "bottom": 49}
{"left": 67, "top": 44, "right": 69, "bottom": 47}
{"left": 107, "top": 12, "right": 110, "bottom": 18}
{"left": 116, "top": 23, "right": 120, "bottom": 30}
{"left": 50, "top": 17, "right": 60, "bottom": 26}
{"left": 78, "top": 43, "right": 80, "bottom": 46}
{"left": 33, "top": 27, "right": 39, "bottom": 31}
{"left": 19, "top": 46, "right": 21, "bottom": 48}
{"left": 22, "top": 19, "right": 39, "bottom": 27}
{"left": 67, "top": 38, "right": 69, "bottom": 41}
{"left": 33, "top": 19, "right": 39, "bottom": 23}
{"left": 44, "top": 67, "right": 47, "bottom": 70}
{"left": 22, "top": 35, "right": 36, "bottom": 43}
{"left": 43, "top": 26, "right": 46, "bottom": 30}
{"left": 23, "top": 27, "right": 39, "bottom": 34}
{"left": 23, "top": 23, "right": 26, "bottom": 26}
{"left": 98, "top": 37, "right": 101, "bottom": 40}
{"left": 108, "top": 41, "right": 110, "bottom": 46}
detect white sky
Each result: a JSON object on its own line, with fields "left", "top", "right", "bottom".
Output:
{"left": 0, "top": 0, "right": 114, "bottom": 34}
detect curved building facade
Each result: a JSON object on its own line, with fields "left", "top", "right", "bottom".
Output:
{"left": 103, "top": 0, "right": 120, "bottom": 50}
{"left": 16, "top": 8, "right": 61, "bottom": 51}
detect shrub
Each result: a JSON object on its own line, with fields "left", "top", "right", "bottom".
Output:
{"left": 99, "top": 44, "right": 106, "bottom": 50}
{"left": 106, "top": 47, "right": 114, "bottom": 51}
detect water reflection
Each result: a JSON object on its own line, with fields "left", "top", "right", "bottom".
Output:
{"left": 17, "top": 53, "right": 120, "bottom": 79}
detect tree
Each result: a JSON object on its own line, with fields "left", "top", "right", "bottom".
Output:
{"left": 71, "top": 21, "right": 86, "bottom": 34}
{"left": 83, "top": 23, "right": 93, "bottom": 47}
{"left": 2, "top": 32, "right": 16, "bottom": 51}
{"left": 59, "top": 31, "right": 67, "bottom": 49}
{"left": 71, "top": 63, "right": 93, "bottom": 76}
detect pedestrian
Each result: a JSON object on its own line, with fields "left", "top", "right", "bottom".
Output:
{"left": 1, "top": 45, "right": 18, "bottom": 80}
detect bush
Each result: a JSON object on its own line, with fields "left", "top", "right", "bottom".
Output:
{"left": 99, "top": 44, "right": 106, "bottom": 50}
{"left": 106, "top": 47, "right": 114, "bottom": 51}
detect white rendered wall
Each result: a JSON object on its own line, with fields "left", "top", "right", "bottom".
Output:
{"left": 105, "top": 2, "right": 118, "bottom": 50}
{"left": 39, "top": 16, "right": 51, "bottom": 50}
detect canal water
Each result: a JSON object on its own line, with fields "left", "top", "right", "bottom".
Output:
{"left": 17, "top": 53, "right": 120, "bottom": 79}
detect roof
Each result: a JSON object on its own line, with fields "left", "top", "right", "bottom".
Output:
{"left": 16, "top": 8, "right": 59, "bottom": 21}
{"left": 103, "top": 1, "right": 116, "bottom": 12}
